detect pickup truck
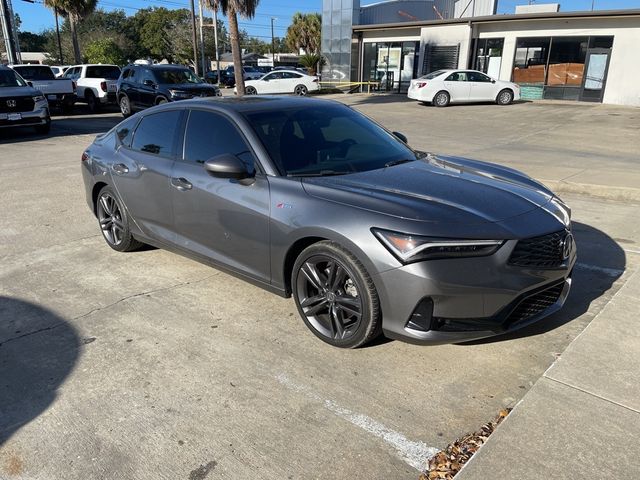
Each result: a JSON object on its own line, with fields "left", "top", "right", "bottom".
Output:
{"left": 62, "top": 64, "right": 121, "bottom": 112}
{"left": 9, "top": 64, "right": 76, "bottom": 114}
{"left": 0, "top": 65, "right": 51, "bottom": 134}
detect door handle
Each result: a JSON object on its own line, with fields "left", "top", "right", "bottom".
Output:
{"left": 171, "top": 177, "right": 193, "bottom": 191}
{"left": 112, "top": 163, "right": 129, "bottom": 175}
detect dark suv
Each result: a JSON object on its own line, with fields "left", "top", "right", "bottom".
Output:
{"left": 116, "top": 64, "right": 221, "bottom": 117}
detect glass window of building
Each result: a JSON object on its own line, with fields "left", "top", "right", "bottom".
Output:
{"left": 513, "top": 37, "right": 551, "bottom": 85}
{"left": 474, "top": 38, "right": 504, "bottom": 78}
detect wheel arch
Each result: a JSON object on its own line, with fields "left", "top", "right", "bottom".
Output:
{"left": 282, "top": 236, "right": 327, "bottom": 296}
{"left": 497, "top": 87, "right": 514, "bottom": 103}
{"left": 91, "top": 181, "right": 109, "bottom": 215}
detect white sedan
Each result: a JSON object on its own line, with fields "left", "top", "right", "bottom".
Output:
{"left": 238, "top": 70, "right": 320, "bottom": 96}
{"left": 408, "top": 69, "right": 520, "bottom": 107}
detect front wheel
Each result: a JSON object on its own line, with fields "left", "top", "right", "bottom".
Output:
{"left": 292, "top": 241, "right": 381, "bottom": 348}
{"left": 496, "top": 89, "right": 514, "bottom": 105}
{"left": 96, "top": 186, "right": 143, "bottom": 252}
{"left": 34, "top": 118, "right": 51, "bottom": 135}
{"left": 119, "top": 95, "right": 132, "bottom": 117}
{"left": 294, "top": 84, "right": 308, "bottom": 96}
{"left": 86, "top": 91, "right": 100, "bottom": 113}
{"left": 245, "top": 86, "right": 257, "bottom": 95}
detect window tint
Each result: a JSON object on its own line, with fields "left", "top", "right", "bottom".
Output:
{"left": 183, "top": 110, "right": 254, "bottom": 169}
{"left": 12, "top": 66, "right": 55, "bottom": 80}
{"left": 63, "top": 67, "right": 77, "bottom": 79}
{"left": 264, "top": 72, "right": 284, "bottom": 80}
{"left": 0, "top": 69, "right": 27, "bottom": 87}
{"left": 467, "top": 71, "right": 492, "bottom": 82}
{"left": 445, "top": 72, "right": 467, "bottom": 82}
{"left": 86, "top": 65, "right": 121, "bottom": 79}
{"left": 282, "top": 72, "right": 302, "bottom": 79}
{"left": 115, "top": 117, "right": 138, "bottom": 147}
{"left": 131, "top": 110, "right": 182, "bottom": 156}
{"left": 419, "top": 70, "right": 446, "bottom": 80}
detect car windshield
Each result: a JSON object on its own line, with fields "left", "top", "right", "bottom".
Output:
{"left": 0, "top": 69, "right": 27, "bottom": 87}
{"left": 419, "top": 70, "right": 447, "bottom": 80}
{"left": 154, "top": 68, "right": 201, "bottom": 84}
{"left": 86, "top": 65, "right": 121, "bottom": 79}
{"left": 244, "top": 104, "right": 419, "bottom": 176}
{"left": 13, "top": 66, "right": 55, "bottom": 80}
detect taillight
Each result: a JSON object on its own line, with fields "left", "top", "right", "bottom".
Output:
{"left": 312, "top": 77, "right": 319, "bottom": 83}
{"left": 416, "top": 82, "right": 427, "bottom": 88}
{"left": 100, "top": 81, "right": 107, "bottom": 92}
{"left": 81, "top": 151, "right": 89, "bottom": 162}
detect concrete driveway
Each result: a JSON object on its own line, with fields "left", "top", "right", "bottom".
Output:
{"left": 1, "top": 100, "right": 638, "bottom": 479}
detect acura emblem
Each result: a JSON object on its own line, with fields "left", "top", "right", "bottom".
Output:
{"left": 562, "top": 233, "right": 574, "bottom": 260}
{"left": 7, "top": 99, "right": 16, "bottom": 108}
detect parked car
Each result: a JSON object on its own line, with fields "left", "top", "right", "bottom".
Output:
{"left": 50, "top": 65, "right": 70, "bottom": 78}
{"left": 0, "top": 65, "right": 50, "bottom": 134}
{"left": 204, "top": 69, "right": 236, "bottom": 87}
{"left": 81, "top": 97, "right": 575, "bottom": 348}
{"left": 225, "top": 65, "right": 263, "bottom": 81}
{"left": 62, "top": 64, "right": 121, "bottom": 112}
{"left": 9, "top": 64, "right": 76, "bottom": 114}
{"left": 116, "top": 64, "right": 221, "bottom": 117}
{"left": 407, "top": 69, "right": 520, "bottom": 106}
{"left": 239, "top": 69, "right": 320, "bottom": 96}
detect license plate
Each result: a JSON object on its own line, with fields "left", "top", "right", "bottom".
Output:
{"left": 8, "top": 113, "right": 22, "bottom": 121}
{"left": 107, "top": 84, "right": 116, "bottom": 92}
{"left": 47, "top": 94, "right": 57, "bottom": 100}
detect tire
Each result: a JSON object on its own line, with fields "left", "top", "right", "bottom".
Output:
{"left": 119, "top": 95, "right": 132, "bottom": 117}
{"left": 34, "top": 118, "right": 51, "bottom": 135}
{"left": 86, "top": 91, "right": 100, "bottom": 113}
{"left": 61, "top": 103, "right": 74, "bottom": 115}
{"left": 292, "top": 241, "right": 381, "bottom": 348}
{"left": 496, "top": 89, "right": 514, "bottom": 106}
{"left": 245, "top": 86, "right": 257, "bottom": 95}
{"left": 294, "top": 84, "right": 308, "bottom": 96}
{"left": 156, "top": 97, "right": 168, "bottom": 105}
{"left": 433, "top": 90, "right": 450, "bottom": 107}
{"left": 95, "top": 185, "right": 143, "bottom": 252}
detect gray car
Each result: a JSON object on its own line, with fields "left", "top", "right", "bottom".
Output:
{"left": 0, "top": 66, "right": 51, "bottom": 134}
{"left": 81, "top": 97, "right": 576, "bottom": 348}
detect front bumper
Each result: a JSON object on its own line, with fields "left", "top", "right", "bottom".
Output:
{"left": 374, "top": 235, "right": 577, "bottom": 345}
{"left": 0, "top": 105, "right": 49, "bottom": 129}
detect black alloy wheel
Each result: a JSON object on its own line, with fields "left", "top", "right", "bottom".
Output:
{"left": 96, "top": 186, "right": 143, "bottom": 252}
{"left": 292, "top": 241, "right": 381, "bottom": 348}
{"left": 294, "top": 84, "right": 308, "bottom": 96}
{"left": 119, "top": 95, "right": 131, "bottom": 117}
{"left": 246, "top": 86, "right": 257, "bottom": 95}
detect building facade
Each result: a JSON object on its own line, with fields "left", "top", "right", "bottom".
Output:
{"left": 322, "top": 3, "right": 640, "bottom": 106}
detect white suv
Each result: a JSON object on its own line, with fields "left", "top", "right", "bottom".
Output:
{"left": 63, "top": 64, "right": 121, "bottom": 112}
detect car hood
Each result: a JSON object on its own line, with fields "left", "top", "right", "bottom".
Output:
{"left": 301, "top": 155, "right": 556, "bottom": 225}
{"left": 1, "top": 85, "right": 40, "bottom": 97}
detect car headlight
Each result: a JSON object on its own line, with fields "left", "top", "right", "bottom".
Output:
{"left": 372, "top": 228, "right": 504, "bottom": 263}
{"left": 169, "top": 89, "right": 191, "bottom": 99}
{"left": 33, "top": 94, "right": 45, "bottom": 102}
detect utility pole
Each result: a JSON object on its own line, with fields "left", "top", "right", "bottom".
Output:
{"left": 212, "top": 4, "right": 220, "bottom": 84}
{"left": 54, "top": 6, "right": 63, "bottom": 64}
{"left": 197, "top": 0, "right": 206, "bottom": 74}
{"left": 270, "top": 17, "right": 276, "bottom": 67}
{"left": 189, "top": 0, "right": 199, "bottom": 75}
{"left": 1, "top": 0, "right": 20, "bottom": 64}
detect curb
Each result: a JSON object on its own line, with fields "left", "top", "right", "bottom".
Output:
{"left": 540, "top": 179, "right": 640, "bottom": 203}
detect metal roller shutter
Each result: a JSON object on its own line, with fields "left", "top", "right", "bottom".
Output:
{"left": 422, "top": 44, "right": 460, "bottom": 74}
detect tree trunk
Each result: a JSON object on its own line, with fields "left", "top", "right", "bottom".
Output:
{"left": 228, "top": 9, "right": 244, "bottom": 95}
{"left": 69, "top": 16, "right": 82, "bottom": 64}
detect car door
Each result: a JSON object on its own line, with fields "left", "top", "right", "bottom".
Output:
{"left": 260, "top": 72, "right": 283, "bottom": 94}
{"left": 170, "top": 108, "right": 271, "bottom": 283}
{"left": 467, "top": 71, "right": 498, "bottom": 102}
{"left": 282, "top": 72, "right": 303, "bottom": 93}
{"left": 109, "top": 109, "right": 183, "bottom": 244}
{"left": 442, "top": 71, "right": 471, "bottom": 103}
{"left": 64, "top": 67, "right": 82, "bottom": 96}
{"left": 119, "top": 67, "right": 139, "bottom": 109}
{"left": 139, "top": 69, "right": 158, "bottom": 108}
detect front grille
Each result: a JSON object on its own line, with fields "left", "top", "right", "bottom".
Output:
{"left": 0, "top": 96, "right": 35, "bottom": 113}
{"left": 509, "top": 230, "right": 568, "bottom": 268}
{"left": 505, "top": 281, "right": 565, "bottom": 328}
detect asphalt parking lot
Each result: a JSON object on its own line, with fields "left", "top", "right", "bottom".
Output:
{"left": 1, "top": 98, "right": 639, "bottom": 479}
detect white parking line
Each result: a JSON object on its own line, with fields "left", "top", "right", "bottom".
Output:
{"left": 275, "top": 373, "right": 438, "bottom": 471}
{"left": 576, "top": 262, "right": 624, "bottom": 278}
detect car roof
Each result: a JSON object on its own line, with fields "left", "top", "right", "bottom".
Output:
{"left": 130, "top": 64, "right": 191, "bottom": 70}
{"left": 166, "top": 96, "right": 342, "bottom": 114}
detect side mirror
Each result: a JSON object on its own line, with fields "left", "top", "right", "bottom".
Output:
{"left": 393, "top": 131, "right": 408, "bottom": 144}
{"left": 143, "top": 79, "right": 156, "bottom": 88}
{"left": 491, "top": 79, "right": 496, "bottom": 84}
{"left": 204, "top": 154, "right": 254, "bottom": 181}
{"left": 27, "top": 81, "right": 33, "bottom": 87}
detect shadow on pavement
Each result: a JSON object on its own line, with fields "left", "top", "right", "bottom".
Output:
{"left": 0, "top": 296, "right": 80, "bottom": 446}
{"left": 464, "top": 221, "right": 625, "bottom": 345}
{"left": 0, "top": 112, "right": 122, "bottom": 145}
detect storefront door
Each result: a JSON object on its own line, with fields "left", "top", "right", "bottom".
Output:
{"left": 580, "top": 48, "right": 611, "bottom": 102}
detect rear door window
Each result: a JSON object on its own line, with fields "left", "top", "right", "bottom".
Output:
{"left": 131, "top": 110, "right": 183, "bottom": 157}
{"left": 86, "top": 65, "right": 121, "bottom": 79}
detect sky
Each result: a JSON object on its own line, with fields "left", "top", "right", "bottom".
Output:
{"left": 12, "top": 0, "right": 640, "bottom": 35}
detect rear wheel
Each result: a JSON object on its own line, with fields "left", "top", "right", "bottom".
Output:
{"left": 156, "top": 97, "right": 168, "bottom": 105}
{"left": 119, "top": 95, "right": 131, "bottom": 117}
{"left": 433, "top": 90, "right": 450, "bottom": 107}
{"left": 496, "top": 89, "right": 514, "bottom": 105}
{"left": 86, "top": 91, "right": 100, "bottom": 113}
{"left": 245, "top": 86, "right": 257, "bottom": 95}
{"left": 294, "top": 84, "right": 308, "bottom": 96}
{"left": 96, "top": 186, "right": 143, "bottom": 252}
{"left": 292, "top": 241, "right": 381, "bottom": 348}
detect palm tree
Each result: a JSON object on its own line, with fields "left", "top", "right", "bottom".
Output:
{"left": 208, "top": 0, "right": 260, "bottom": 95}
{"left": 43, "top": 0, "right": 97, "bottom": 64}
{"left": 286, "top": 12, "right": 321, "bottom": 54}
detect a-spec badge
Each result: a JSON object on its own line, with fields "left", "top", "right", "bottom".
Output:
{"left": 276, "top": 202, "right": 293, "bottom": 209}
